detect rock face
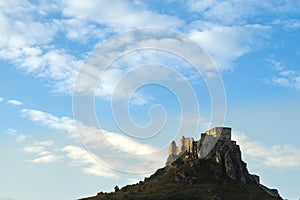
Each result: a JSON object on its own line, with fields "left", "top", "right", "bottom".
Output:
{"left": 167, "top": 127, "right": 280, "bottom": 197}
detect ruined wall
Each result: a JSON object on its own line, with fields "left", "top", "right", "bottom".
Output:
{"left": 166, "top": 136, "right": 194, "bottom": 165}
{"left": 205, "top": 127, "right": 231, "bottom": 141}
{"left": 166, "top": 127, "right": 232, "bottom": 165}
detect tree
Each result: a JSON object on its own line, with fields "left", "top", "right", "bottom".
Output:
{"left": 114, "top": 185, "right": 120, "bottom": 192}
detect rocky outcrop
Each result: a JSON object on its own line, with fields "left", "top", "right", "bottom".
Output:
{"left": 167, "top": 127, "right": 281, "bottom": 198}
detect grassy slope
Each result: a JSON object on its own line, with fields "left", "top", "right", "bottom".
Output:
{"left": 80, "top": 159, "right": 282, "bottom": 200}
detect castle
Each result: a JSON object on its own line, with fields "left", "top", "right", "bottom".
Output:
{"left": 166, "top": 127, "right": 280, "bottom": 198}
{"left": 166, "top": 127, "right": 232, "bottom": 165}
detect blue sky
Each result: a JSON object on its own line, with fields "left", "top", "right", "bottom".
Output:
{"left": 1, "top": 0, "right": 300, "bottom": 199}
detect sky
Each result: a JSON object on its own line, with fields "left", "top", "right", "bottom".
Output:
{"left": 1, "top": 0, "right": 300, "bottom": 200}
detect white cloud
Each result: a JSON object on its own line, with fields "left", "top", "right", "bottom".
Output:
{"left": 75, "top": 121, "right": 167, "bottom": 173}
{"left": 61, "top": 145, "right": 117, "bottom": 177}
{"left": 30, "top": 154, "right": 61, "bottom": 164}
{"left": 186, "top": 0, "right": 260, "bottom": 24}
{"left": 0, "top": 0, "right": 299, "bottom": 98}
{"left": 0, "top": 0, "right": 183, "bottom": 96}
{"left": 21, "top": 108, "right": 165, "bottom": 173}
{"left": 76, "top": 34, "right": 220, "bottom": 102}
{"left": 0, "top": 0, "right": 58, "bottom": 59}
{"left": 2, "top": 47, "right": 80, "bottom": 95}
{"left": 189, "top": 24, "right": 270, "bottom": 70}
{"left": 23, "top": 145, "right": 45, "bottom": 154}
{"left": 61, "top": 0, "right": 182, "bottom": 31}
{"left": 23, "top": 140, "right": 62, "bottom": 164}
{"left": 233, "top": 131, "right": 300, "bottom": 168}
{"left": 95, "top": 64, "right": 182, "bottom": 101}
{"left": 0, "top": 0, "right": 81, "bottom": 94}
{"left": 130, "top": 92, "right": 152, "bottom": 106}
{"left": 1, "top": 0, "right": 292, "bottom": 98}
{"left": 58, "top": 18, "right": 110, "bottom": 42}
{"left": 34, "top": 140, "right": 53, "bottom": 147}
{"left": 19, "top": 125, "right": 116, "bottom": 176}
{"left": 271, "top": 72, "right": 300, "bottom": 90}
{"left": 267, "top": 59, "right": 300, "bottom": 91}
{"left": 104, "top": 130, "right": 158, "bottom": 155}
{"left": 7, "top": 99, "right": 23, "bottom": 106}
{"left": 21, "top": 109, "right": 76, "bottom": 137}
{"left": 0, "top": 1, "right": 247, "bottom": 106}
{"left": 0, "top": 97, "right": 3, "bottom": 103}
{"left": 15, "top": 48, "right": 82, "bottom": 94}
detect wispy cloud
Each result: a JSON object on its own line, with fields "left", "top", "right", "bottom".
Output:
{"left": 130, "top": 92, "right": 153, "bottom": 106}
{"left": 62, "top": 0, "right": 182, "bottom": 32}
{"left": 0, "top": 0, "right": 81, "bottom": 94}
{"left": 30, "top": 154, "right": 62, "bottom": 164}
{"left": 186, "top": 0, "right": 300, "bottom": 24}
{"left": 266, "top": 59, "right": 300, "bottom": 91}
{"left": 0, "top": 97, "right": 3, "bottom": 103}
{"left": 6, "top": 128, "right": 28, "bottom": 142}
{"left": 233, "top": 131, "right": 300, "bottom": 168}
{"left": 22, "top": 137, "right": 117, "bottom": 177}
{"left": 23, "top": 140, "right": 62, "bottom": 164}
{"left": 61, "top": 145, "right": 117, "bottom": 178}
{"left": 21, "top": 108, "right": 164, "bottom": 173}
{"left": 272, "top": 19, "right": 300, "bottom": 30}
{"left": 7, "top": 99, "right": 23, "bottom": 106}
{"left": 19, "top": 49, "right": 82, "bottom": 93}
{"left": 21, "top": 109, "right": 76, "bottom": 137}
{"left": 0, "top": 0, "right": 182, "bottom": 95}
{"left": 189, "top": 24, "right": 270, "bottom": 70}
{"left": 0, "top": 0, "right": 288, "bottom": 97}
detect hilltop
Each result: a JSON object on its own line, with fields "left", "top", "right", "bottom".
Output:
{"left": 80, "top": 127, "right": 283, "bottom": 200}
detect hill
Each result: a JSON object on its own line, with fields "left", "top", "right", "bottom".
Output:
{"left": 80, "top": 127, "right": 283, "bottom": 200}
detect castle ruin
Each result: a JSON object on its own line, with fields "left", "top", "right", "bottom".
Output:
{"left": 166, "top": 127, "right": 280, "bottom": 198}
{"left": 166, "top": 127, "right": 232, "bottom": 165}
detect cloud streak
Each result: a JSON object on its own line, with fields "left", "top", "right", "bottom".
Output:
{"left": 21, "top": 108, "right": 165, "bottom": 174}
{"left": 23, "top": 140, "right": 62, "bottom": 164}
{"left": 21, "top": 109, "right": 76, "bottom": 137}
{"left": 233, "top": 131, "right": 300, "bottom": 168}
{"left": 7, "top": 100, "right": 23, "bottom": 106}
{"left": 61, "top": 145, "right": 117, "bottom": 178}
{"left": 22, "top": 138, "right": 117, "bottom": 177}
